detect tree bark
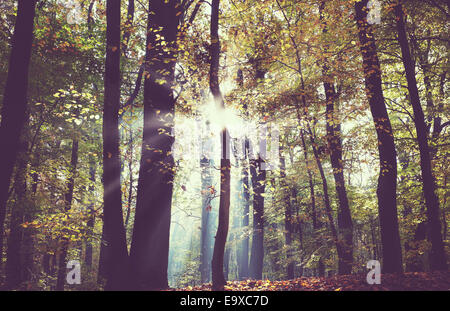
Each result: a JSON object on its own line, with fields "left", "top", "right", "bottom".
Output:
{"left": 355, "top": 0, "right": 403, "bottom": 273}
{"left": 101, "top": 0, "right": 130, "bottom": 290}
{"left": 0, "top": 0, "right": 37, "bottom": 264}
{"left": 130, "top": 0, "right": 181, "bottom": 290}
{"left": 394, "top": 1, "right": 447, "bottom": 270}
{"left": 319, "top": 1, "right": 354, "bottom": 275}
{"left": 210, "top": 0, "right": 232, "bottom": 291}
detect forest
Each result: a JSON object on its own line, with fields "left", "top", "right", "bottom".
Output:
{"left": 0, "top": 0, "right": 448, "bottom": 292}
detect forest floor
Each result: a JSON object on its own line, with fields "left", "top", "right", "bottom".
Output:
{"left": 176, "top": 271, "right": 450, "bottom": 291}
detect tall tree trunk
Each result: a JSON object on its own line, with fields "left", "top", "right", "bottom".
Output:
{"left": 200, "top": 158, "right": 213, "bottom": 283}
{"left": 299, "top": 126, "right": 323, "bottom": 275}
{"left": 319, "top": 1, "right": 353, "bottom": 275}
{"left": 56, "top": 138, "right": 79, "bottom": 290}
{"left": 130, "top": 0, "right": 181, "bottom": 290}
{"left": 394, "top": 1, "right": 447, "bottom": 270}
{"left": 323, "top": 89, "right": 353, "bottom": 274}
{"left": 295, "top": 52, "right": 336, "bottom": 275}
{"left": 101, "top": 0, "right": 130, "bottom": 290}
{"left": 247, "top": 55, "right": 267, "bottom": 282}
{"left": 210, "top": 0, "right": 232, "bottom": 291}
{"left": 355, "top": 0, "right": 403, "bottom": 273}
{"left": 0, "top": 0, "right": 37, "bottom": 263}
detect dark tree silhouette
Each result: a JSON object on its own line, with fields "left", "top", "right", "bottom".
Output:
{"left": 0, "top": 0, "right": 37, "bottom": 263}
{"left": 394, "top": 0, "right": 447, "bottom": 270}
{"left": 101, "top": 0, "right": 130, "bottom": 290}
{"left": 210, "top": 0, "right": 232, "bottom": 291}
{"left": 355, "top": 0, "right": 403, "bottom": 273}
{"left": 130, "top": 0, "right": 182, "bottom": 290}
{"left": 319, "top": 1, "right": 354, "bottom": 275}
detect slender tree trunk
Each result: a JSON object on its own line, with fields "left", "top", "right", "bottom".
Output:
{"left": 287, "top": 153, "right": 303, "bottom": 249}
{"left": 319, "top": 1, "right": 354, "bottom": 275}
{"left": 44, "top": 140, "right": 61, "bottom": 276}
{"left": 211, "top": 154, "right": 231, "bottom": 290}
{"left": 295, "top": 53, "right": 337, "bottom": 275}
{"left": 324, "top": 90, "right": 353, "bottom": 274}
{"left": 299, "top": 125, "right": 322, "bottom": 276}
{"left": 355, "top": 0, "right": 403, "bottom": 273}
{"left": 122, "top": 0, "right": 135, "bottom": 55}
{"left": 200, "top": 123, "right": 214, "bottom": 283}
{"left": 130, "top": 0, "right": 181, "bottom": 290}
{"left": 249, "top": 157, "right": 266, "bottom": 280}
{"left": 0, "top": 0, "right": 37, "bottom": 263}
{"left": 247, "top": 56, "right": 268, "bottom": 282}
{"left": 56, "top": 138, "right": 79, "bottom": 291}
{"left": 237, "top": 69, "right": 250, "bottom": 281}
{"left": 210, "top": 0, "right": 232, "bottom": 291}
{"left": 394, "top": 1, "right": 447, "bottom": 270}
{"left": 300, "top": 129, "right": 318, "bottom": 229}
{"left": 279, "top": 148, "right": 294, "bottom": 279}
{"left": 239, "top": 147, "right": 250, "bottom": 280}
{"left": 306, "top": 126, "right": 342, "bottom": 271}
